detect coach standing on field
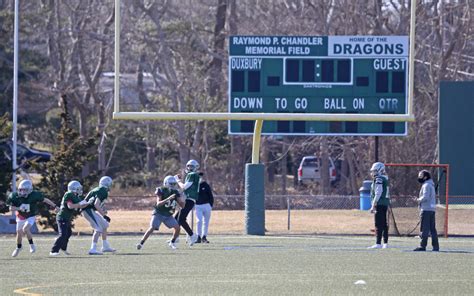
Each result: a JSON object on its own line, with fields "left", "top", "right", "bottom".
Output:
{"left": 413, "top": 170, "right": 440, "bottom": 252}
{"left": 195, "top": 174, "right": 214, "bottom": 243}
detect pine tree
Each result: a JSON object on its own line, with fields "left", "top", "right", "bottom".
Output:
{"left": 35, "top": 95, "right": 97, "bottom": 230}
{"left": 0, "top": 113, "right": 12, "bottom": 213}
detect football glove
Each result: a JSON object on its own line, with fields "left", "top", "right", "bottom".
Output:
{"left": 103, "top": 215, "right": 111, "bottom": 222}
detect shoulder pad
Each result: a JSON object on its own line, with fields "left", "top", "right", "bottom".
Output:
{"left": 375, "top": 177, "right": 384, "bottom": 184}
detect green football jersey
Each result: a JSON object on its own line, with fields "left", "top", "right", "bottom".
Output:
{"left": 371, "top": 175, "right": 390, "bottom": 206}
{"left": 83, "top": 186, "right": 108, "bottom": 211}
{"left": 153, "top": 187, "right": 181, "bottom": 217}
{"left": 6, "top": 191, "right": 44, "bottom": 219}
{"left": 184, "top": 172, "right": 200, "bottom": 200}
{"left": 57, "top": 192, "right": 83, "bottom": 221}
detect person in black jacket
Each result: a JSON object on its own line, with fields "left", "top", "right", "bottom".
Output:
{"left": 195, "top": 176, "right": 214, "bottom": 243}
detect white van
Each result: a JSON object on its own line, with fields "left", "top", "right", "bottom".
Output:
{"left": 297, "top": 156, "right": 337, "bottom": 184}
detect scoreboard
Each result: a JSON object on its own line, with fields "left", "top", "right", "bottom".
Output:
{"left": 228, "top": 36, "right": 409, "bottom": 136}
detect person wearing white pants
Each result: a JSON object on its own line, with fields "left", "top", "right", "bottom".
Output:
{"left": 195, "top": 179, "right": 214, "bottom": 243}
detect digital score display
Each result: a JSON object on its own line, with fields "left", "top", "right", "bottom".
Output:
{"left": 228, "top": 36, "right": 408, "bottom": 136}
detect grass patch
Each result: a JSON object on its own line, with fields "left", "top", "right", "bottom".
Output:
{"left": 0, "top": 235, "right": 473, "bottom": 295}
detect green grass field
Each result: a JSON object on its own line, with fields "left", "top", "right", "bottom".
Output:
{"left": 0, "top": 235, "right": 473, "bottom": 295}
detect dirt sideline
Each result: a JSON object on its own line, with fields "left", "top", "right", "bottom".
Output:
{"left": 61, "top": 209, "right": 473, "bottom": 236}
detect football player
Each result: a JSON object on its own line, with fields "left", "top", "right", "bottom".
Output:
{"left": 50, "top": 181, "right": 92, "bottom": 256}
{"left": 368, "top": 162, "right": 390, "bottom": 249}
{"left": 195, "top": 176, "right": 214, "bottom": 243}
{"left": 7, "top": 180, "right": 59, "bottom": 257}
{"left": 136, "top": 175, "right": 184, "bottom": 250}
{"left": 174, "top": 159, "right": 200, "bottom": 246}
{"left": 82, "top": 176, "right": 115, "bottom": 255}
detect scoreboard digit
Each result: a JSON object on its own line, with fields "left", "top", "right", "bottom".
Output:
{"left": 228, "top": 36, "right": 408, "bottom": 136}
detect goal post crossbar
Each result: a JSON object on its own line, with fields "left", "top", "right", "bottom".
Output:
{"left": 113, "top": 0, "right": 417, "bottom": 123}
{"left": 113, "top": 0, "right": 417, "bottom": 163}
{"left": 385, "top": 163, "right": 450, "bottom": 238}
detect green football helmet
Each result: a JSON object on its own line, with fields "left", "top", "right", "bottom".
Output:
{"left": 18, "top": 180, "right": 33, "bottom": 198}
{"left": 186, "top": 160, "right": 200, "bottom": 173}
{"left": 163, "top": 175, "right": 178, "bottom": 189}
{"left": 370, "top": 162, "right": 385, "bottom": 178}
{"left": 99, "top": 176, "right": 113, "bottom": 190}
{"left": 68, "top": 180, "right": 83, "bottom": 196}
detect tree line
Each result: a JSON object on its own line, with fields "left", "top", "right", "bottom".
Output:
{"left": 0, "top": 0, "right": 472, "bottom": 206}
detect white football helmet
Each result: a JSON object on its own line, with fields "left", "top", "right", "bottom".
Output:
{"left": 186, "top": 160, "right": 200, "bottom": 173}
{"left": 370, "top": 162, "right": 386, "bottom": 177}
{"left": 99, "top": 176, "right": 113, "bottom": 190}
{"left": 18, "top": 180, "right": 33, "bottom": 197}
{"left": 68, "top": 180, "right": 83, "bottom": 196}
{"left": 163, "top": 175, "right": 178, "bottom": 189}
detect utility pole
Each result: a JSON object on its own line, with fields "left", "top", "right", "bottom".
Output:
{"left": 12, "top": 0, "right": 20, "bottom": 193}
{"left": 374, "top": 136, "right": 379, "bottom": 162}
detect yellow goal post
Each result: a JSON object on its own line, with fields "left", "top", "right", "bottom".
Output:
{"left": 112, "top": 0, "right": 417, "bottom": 163}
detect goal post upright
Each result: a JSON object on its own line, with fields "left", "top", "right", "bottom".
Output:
{"left": 407, "top": 0, "right": 416, "bottom": 116}
{"left": 114, "top": 0, "right": 120, "bottom": 114}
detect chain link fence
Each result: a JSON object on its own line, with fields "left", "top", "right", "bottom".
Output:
{"left": 107, "top": 194, "right": 473, "bottom": 236}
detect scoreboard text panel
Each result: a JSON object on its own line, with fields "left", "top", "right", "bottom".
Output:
{"left": 228, "top": 36, "right": 408, "bottom": 136}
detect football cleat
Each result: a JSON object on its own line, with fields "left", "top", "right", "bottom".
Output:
{"left": 368, "top": 244, "right": 382, "bottom": 249}
{"left": 136, "top": 243, "right": 143, "bottom": 250}
{"left": 49, "top": 252, "right": 60, "bottom": 257}
{"left": 61, "top": 250, "right": 71, "bottom": 255}
{"left": 168, "top": 241, "right": 177, "bottom": 250}
{"left": 167, "top": 237, "right": 180, "bottom": 244}
{"left": 11, "top": 247, "right": 22, "bottom": 257}
{"left": 187, "top": 234, "right": 198, "bottom": 246}
{"left": 382, "top": 243, "right": 388, "bottom": 249}
{"left": 101, "top": 247, "right": 116, "bottom": 253}
{"left": 202, "top": 236, "right": 210, "bottom": 243}
{"left": 29, "top": 244, "right": 36, "bottom": 253}
{"left": 88, "top": 249, "right": 103, "bottom": 255}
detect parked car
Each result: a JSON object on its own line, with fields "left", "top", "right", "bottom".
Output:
{"left": 0, "top": 140, "right": 52, "bottom": 168}
{"left": 297, "top": 156, "right": 337, "bottom": 184}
